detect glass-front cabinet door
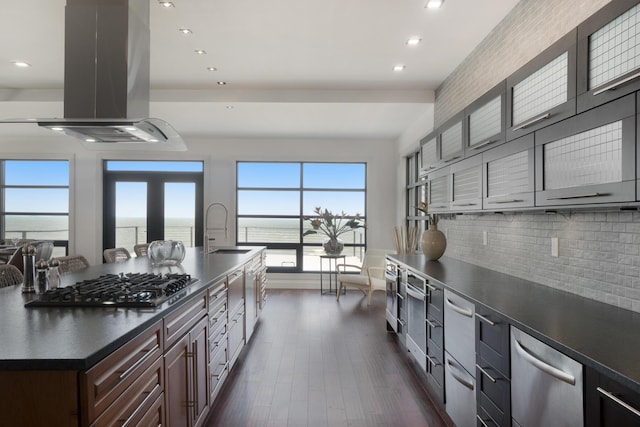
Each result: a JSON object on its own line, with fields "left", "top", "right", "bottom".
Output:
{"left": 534, "top": 94, "right": 636, "bottom": 206}
{"left": 465, "top": 81, "right": 507, "bottom": 155}
{"left": 577, "top": 0, "right": 640, "bottom": 112}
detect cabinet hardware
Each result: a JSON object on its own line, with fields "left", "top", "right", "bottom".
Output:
{"left": 398, "top": 319, "right": 406, "bottom": 327}
{"left": 396, "top": 292, "right": 405, "bottom": 300}
{"left": 512, "top": 112, "right": 550, "bottom": 131}
{"left": 120, "top": 383, "right": 161, "bottom": 427}
{"left": 443, "top": 156, "right": 461, "bottom": 163}
{"left": 406, "top": 285, "right": 426, "bottom": 301}
{"left": 422, "top": 165, "right": 436, "bottom": 172}
{"left": 425, "top": 318, "right": 441, "bottom": 328}
{"left": 426, "top": 354, "right": 441, "bottom": 367}
{"left": 476, "top": 414, "right": 490, "bottom": 427}
{"left": 597, "top": 387, "right": 640, "bottom": 417}
{"left": 471, "top": 139, "right": 497, "bottom": 150}
{"left": 425, "top": 282, "right": 438, "bottom": 292}
{"left": 476, "top": 313, "right": 496, "bottom": 326}
{"left": 476, "top": 364, "right": 497, "bottom": 383}
{"left": 513, "top": 339, "right": 575, "bottom": 385}
{"left": 487, "top": 199, "right": 523, "bottom": 204}
{"left": 118, "top": 344, "right": 160, "bottom": 380}
{"left": 451, "top": 202, "right": 477, "bottom": 207}
{"left": 593, "top": 70, "right": 640, "bottom": 96}
{"left": 213, "top": 362, "right": 229, "bottom": 380}
{"left": 213, "top": 332, "right": 228, "bottom": 347}
{"left": 547, "top": 192, "right": 604, "bottom": 200}
{"left": 445, "top": 297, "right": 473, "bottom": 318}
{"left": 432, "top": 205, "right": 449, "bottom": 209}
{"left": 446, "top": 357, "right": 474, "bottom": 390}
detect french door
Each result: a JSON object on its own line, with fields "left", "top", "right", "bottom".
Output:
{"left": 103, "top": 169, "right": 204, "bottom": 255}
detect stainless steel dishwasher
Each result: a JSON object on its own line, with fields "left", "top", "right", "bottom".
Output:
{"left": 510, "top": 326, "right": 584, "bottom": 427}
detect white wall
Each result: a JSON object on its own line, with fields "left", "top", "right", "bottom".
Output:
{"left": 0, "top": 133, "right": 398, "bottom": 277}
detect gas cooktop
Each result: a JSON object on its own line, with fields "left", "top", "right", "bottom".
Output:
{"left": 25, "top": 272, "right": 197, "bottom": 308}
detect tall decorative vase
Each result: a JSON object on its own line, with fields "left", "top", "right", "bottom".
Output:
{"left": 421, "top": 224, "right": 446, "bottom": 261}
{"left": 323, "top": 238, "right": 344, "bottom": 255}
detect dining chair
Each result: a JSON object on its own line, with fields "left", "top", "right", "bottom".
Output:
{"left": 53, "top": 254, "right": 90, "bottom": 274}
{"left": 0, "top": 264, "right": 23, "bottom": 288}
{"left": 335, "top": 249, "right": 391, "bottom": 305}
{"left": 133, "top": 243, "right": 149, "bottom": 257}
{"left": 103, "top": 247, "right": 131, "bottom": 263}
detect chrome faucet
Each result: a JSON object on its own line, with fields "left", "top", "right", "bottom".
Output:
{"left": 204, "top": 202, "right": 228, "bottom": 253}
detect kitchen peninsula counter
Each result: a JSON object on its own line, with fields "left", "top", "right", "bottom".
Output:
{"left": 389, "top": 254, "right": 640, "bottom": 394}
{"left": 0, "top": 246, "right": 262, "bottom": 371}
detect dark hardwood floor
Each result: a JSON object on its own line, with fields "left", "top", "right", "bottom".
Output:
{"left": 206, "top": 289, "right": 448, "bottom": 427}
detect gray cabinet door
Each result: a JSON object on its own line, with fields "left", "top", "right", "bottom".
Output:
{"left": 450, "top": 155, "right": 482, "bottom": 212}
{"left": 427, "top": 166, "right": 450, "bottom": 213}
{"left": 419, "top": 133, "right": 439, "bottom": 176}
{"left": 482, "top": 134, "right": 535, "bottom": 211}
{"left": 535, "top": 93, "right": 636, "bottom": 206}
{"left": 465, "top": 81, "right": 507, "bottom": 155}
{"left": 506, "top": 30, "right": 577, "bottom": 141}
{"left": 577, "top": 1, "right": 640, "bottom": 112}
{"left": 440, "top": 113, "right": 465, "bottom": 164}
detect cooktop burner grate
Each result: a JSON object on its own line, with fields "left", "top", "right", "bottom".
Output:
{"left": 25, "top": 273, "right": 197, "bottom": 308}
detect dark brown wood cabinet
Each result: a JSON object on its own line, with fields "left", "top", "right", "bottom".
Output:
{"left": 577, "top": 1, "right": 640, "bottom": 113}
{"left": 506, "top": 30, "right": 577, "bottom": 141}
{"left": 586, "top": 367, "right": 640, "bottom": 427}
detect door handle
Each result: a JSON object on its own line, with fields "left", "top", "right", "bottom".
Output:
{"left": 513, "top": 339, "right": 576, "bottom": 385}
{"left": 471, "top": 139, "right": 497, "bottom": 150}
{"left": 445, "top": 297, "right": 473, "bottom": 318}
{"left": 593, "top": 70, "right": 640, "bottom": 96}
{"left": 512, "top": 112, "right": 550, "bottom": 131}
{"left": 547, "top": 193, "right": 604, "bottom": 200}
{"left": 597, "top": 387, "right": 640, "bottom": 417}
{"left": 446, "top": 357, "right": 474, "bottom": 390}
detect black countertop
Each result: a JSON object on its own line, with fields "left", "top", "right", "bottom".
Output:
{"left": 388, "top": 254, "right": 640, "bottom": 394}
{"left": 0, "top": 247, "right": 262, "bottom": 371}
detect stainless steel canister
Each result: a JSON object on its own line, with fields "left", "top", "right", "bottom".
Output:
{"left": 21, "top": 245, "right": 36, "bottom": 293}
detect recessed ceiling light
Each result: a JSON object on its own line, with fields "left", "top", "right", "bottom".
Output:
{"left": 195, "top": 49, "right": 207, "bottom": 55}
{"left": 207, "top": 67, "right": 217, "bottom": 71}
{"left": 12, "top": 61, "right": 31, "bottom": 67}
{"left": 393, "top": 65, "right": 406, "bottom": 72}
{"left": 407, "top": 37, "right": 422, "bottom": 46}
{"left": 85, "top": 138, "right": 96, "bottom": 142}
{"left": 51, "top": 127, "right": 64, "bottom": 131}
{"left": 226, "top": 106, "right": 234, "bottom": 110}
{"left": 426, "top": 0, "right": 444, "bottom": 9}
{"left": 158, "top": 1, "right": 174, "bottom": 8}
{"left": 179, "top": 28, "right": 192, "bottom": 35}
{"left": 217, "top": 81, "right": 227, "bottom": 85}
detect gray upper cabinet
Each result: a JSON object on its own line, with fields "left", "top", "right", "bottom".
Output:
{"left": 507, "top": 30, "right": 577, "bottom": 141}
{"left": 577, "top": 0, "right": 640, "bottom": 113}
{"left": 483, "top": 134, "right": 535, "bottom": 211}
{"left": 535, "top": 93, "right": 636, "bottom": 206}
{"left": 439, "top": 113, "right": 465, "bottom": 164}
{"left": 465, "top": 81, "right": 507, "bottom": 155}
{"left": 427, "top": 166, "right": 450, "bottom": 213}
{"left": 419, "top": 132, "right": 439, "bottom": 176}
{"left": 450, "top": 155, "right": 482, "bottom": 212}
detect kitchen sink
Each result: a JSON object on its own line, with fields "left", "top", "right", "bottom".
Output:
{"left": 208, "top": 248, "right": 252, "bottom": 255}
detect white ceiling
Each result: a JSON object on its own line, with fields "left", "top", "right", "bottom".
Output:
{"left": 0, "top": 0, "right": 519, "bottom": 142}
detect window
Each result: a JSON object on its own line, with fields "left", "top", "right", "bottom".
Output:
{"left": 406, "top": 152, "right": 427, "bottom": 232}
{"left": 1, "top": 160, "right": 70, "bottom": 257}
{"left": 237, "top": 162, "right": 366, "bottom": 272}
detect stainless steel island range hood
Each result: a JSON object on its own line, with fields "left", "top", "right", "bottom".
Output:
{"left": 9, "top": 0, "right": 185, "bottom": 149}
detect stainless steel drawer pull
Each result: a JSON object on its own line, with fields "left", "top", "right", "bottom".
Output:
{"left": 425, "top": 318, "right": 441, "bottom": 328}
{"left": 513, "top": 339, "right": 576, "bottom": 385}
{"left": 471, "top": 139, "right": 497, "bottom": 150}
{"left": 432, "top": 205, "right": 449, "bottom": 209}
{"left": 476, "top": 364, "right": 497, "bottom": 383}
{"left": 446, "top": 357, "right": 474, "bottom": 390}
{"left": 512, "top": 112, "right": 550, "bottom": 131}
{"left": 593, "top": 70, "right": 640, "bottom": 96}
{"left": 476, "top": 415, "right": 490, "bottom": 427}
{"left": 597, "top": 387, "right": 640, "bottom": 417}
{"left": 425, "top": 282, "right": 438, "bottom": 292}
{"left": 488, "top": 199, "right": 523, "bottom": 204}
{"left": 426, "top": 354, "right": 441, "bottom": 367}
{"left": 121, "top": 383, "right": 161, "bottom": 427}
{"left": 119, "top": 344, "right": 160, "bottom": 380}
{"left": 422, "top": 165, "right": 436, "bottom": 172}
{"left": 451, "top": 202, "right": 477, "bottom": 207}
{"left": 396, "top": 292, "right": 405, "bottom": 300}
{"left": 445, "top": 297, "right": 473, "bottom": 318}
{"left": 398, "top": 319, "right": 406, "bottom": 327}
{"left": 547, "top": 192, "right": 604, "bottom": 200}
{"left": 443, "top": 156, "right": 461, "bottom": 163}
{"left": 406, "top": 286, "right": 426, "bottom": 301}
{"left": 476, "top": 313, "right": 496, "bottom": 326}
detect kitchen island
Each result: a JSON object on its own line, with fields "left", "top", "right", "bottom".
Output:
{"left": 0, "top": 246, "right": 266, "bottom": 426}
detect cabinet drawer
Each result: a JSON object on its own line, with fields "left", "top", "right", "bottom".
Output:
{"left": 577, "top": 1, "right": 640, "bottom": 112}
{"left": 585, "top": 367, "right": 640, "bottom": 427}
{"left": 92, "top": 356, "right": 164, "bottom": 427}
{"left": 228, "top": 306, "right": 245, "bottom": 368}
{"left": 535, "top": 94, "right": 636, "bottom": 206}
{"left": 227, "top": 268, "right": 245, "bottom": 314}
{"left": 476, "top": 360, "right": 511, "bottom": 427}
{"left": 209, "top": 321, "right": 227, "bottom": 362}
{"left": 475, "top": 308, "right": 510, "bottom": 377}
{"left": 80, "top": 321, "right": 163, "bottom": 425}
{"left": 507, "top": 30, "right": 577, "bottom": 141}
{"left": 131, "top": 393, "right": 165, "bottom": 427}
{"left": 426, "top": 341, "right": 445, "bottom": 404}
{"left": 208, "top": 278, "right": 227, "bottom": 316}
{"left": 164, "top": 291, "right": 207, "bottom": 349}
{"left": 427, "top": 315, "right": 443, "bottom": 349}
{"left": 426, "top": 280, "right": 444, "bottom": 323}
{"left": 477, "top": 404, "right": 501, "bottom": 427}
{"left": 209, "top": 338, "right": 229, "bottom": 403}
